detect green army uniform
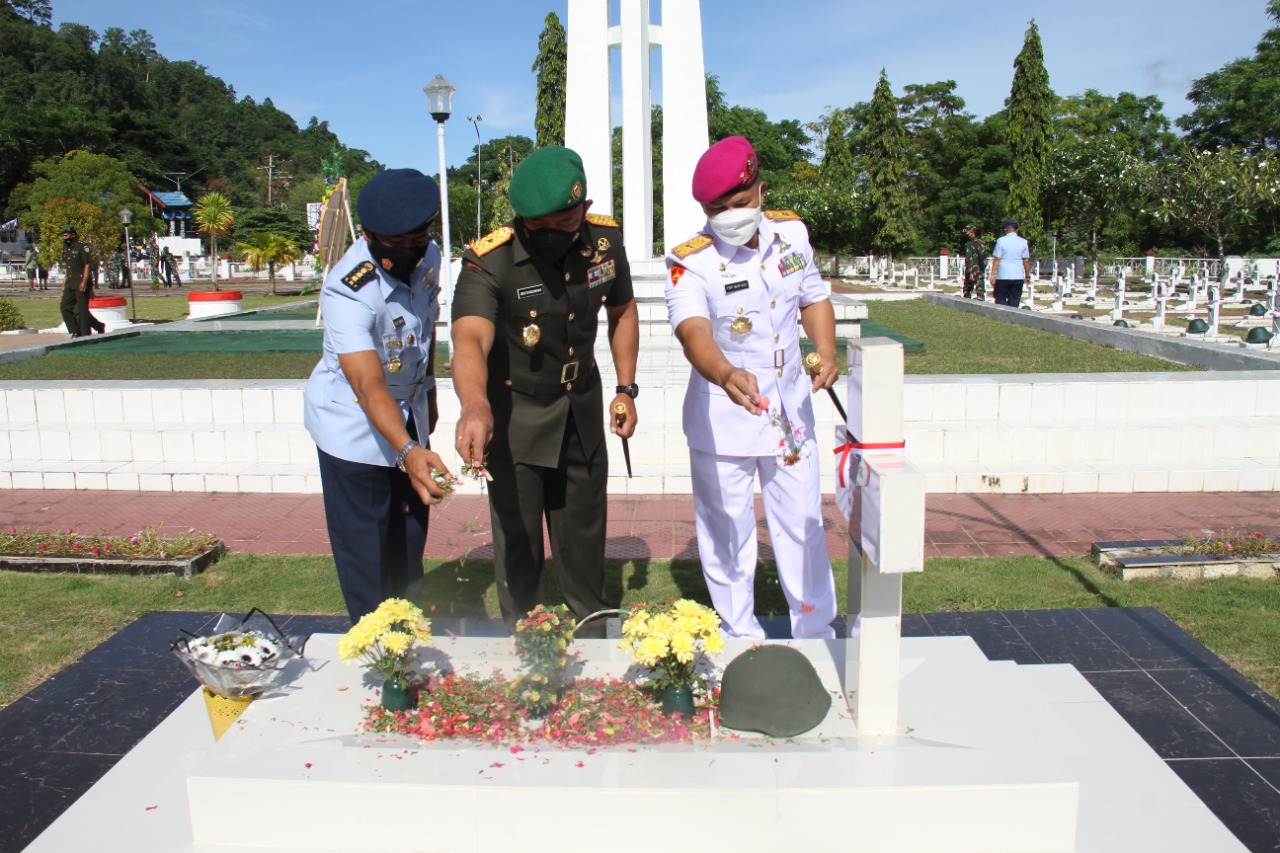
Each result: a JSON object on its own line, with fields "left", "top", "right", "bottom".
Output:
{"left": 963, "top": 233, "right": 987, "bottom": 299}
{"left": 59, "top": 230, "right": 93, "bottom": 337}
{"left": 453, "top": 212, "right": 633, "bottom": 635}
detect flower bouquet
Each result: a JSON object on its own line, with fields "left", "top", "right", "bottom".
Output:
{"left": 172, "top": 609, "right": 304, "bottom": 739}
{"left": 509, "top": 604, "right": 576, "bottom": 719}
{"left": 618, "top": 600, "right": 724, "bottom": 716}
{"left": 337, "top": 598, "right": 433, "bottom": 712}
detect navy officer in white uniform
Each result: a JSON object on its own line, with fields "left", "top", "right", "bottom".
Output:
{"left": 664, "top": 136, "right": 839, "bottom": 640}
{"left": 304, "top": 168, "right": 451, "bottom": 622}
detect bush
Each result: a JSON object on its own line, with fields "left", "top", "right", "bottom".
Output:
{"left": 0, "top": 297, "right": 25, "bottom": 331}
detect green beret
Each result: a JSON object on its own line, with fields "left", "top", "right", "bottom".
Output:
{"left": 60, "top": 225, "right": 76, "bottom": 235}
{"left": 717, "top": 644, "right": 831, "bottom": 737}
{"left": 509, "top": 146, "right": 587, "bottom": 218}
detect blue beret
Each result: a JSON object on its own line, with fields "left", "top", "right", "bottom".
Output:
{"left": 1003, "top": 219, "right": 1018, "bottom": 229}
{"left": 356, "top": 168, "right": 440, "bottom": 235}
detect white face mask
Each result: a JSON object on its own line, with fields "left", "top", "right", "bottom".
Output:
{"left": 707, "top": 188, "right": 762, "bottom": 246}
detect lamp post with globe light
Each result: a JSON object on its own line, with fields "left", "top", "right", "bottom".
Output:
{"left": 467, "top": 114, "right": 483, "bottom": 241}
{"left": 424, "top": 74, "right": 456, "bottom": 358}
{"left": 118, "top": 208, "right": 136, "bottom": 322}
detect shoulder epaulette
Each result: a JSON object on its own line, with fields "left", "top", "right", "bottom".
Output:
{"left": 764, "top": 209, "right": 803, "bottom": 222}
{"left": 342, "top": 261, "right": 377, "bottom": 291}
{"left": 470, "top": 226, "right": 514, "bottom": 258}
{"left": 671, "top": 234, "right": 713, "bottom": 259}
{"left": 585, "top": 212, "right": 620, "bottom": 228}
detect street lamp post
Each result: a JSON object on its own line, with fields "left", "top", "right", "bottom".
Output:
{"left": 423, "top": 74, "right": 456, "bottom": 359}
{"left": 118, "top": 208, "right": 136, "bottom": 322}
{"left": 467, "top": 115, "right": 483, "bottom": 241}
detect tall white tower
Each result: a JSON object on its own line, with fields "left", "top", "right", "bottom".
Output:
{"left": 565, "top": 0, "right": 710, "bottom": 265}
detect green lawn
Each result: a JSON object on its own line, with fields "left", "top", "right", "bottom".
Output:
{"left": 3, "top": 554, "right": 1276, "bottom": 709}
{"left": 4, "top": 293, "right": 311, "bottom": 330}
{"left": 867, "top": 300, "right": 1203, "bottom": 373}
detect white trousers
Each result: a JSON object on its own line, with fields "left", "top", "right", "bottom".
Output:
{"left": 689, "top": 447, "right": 837, "bottom": 640}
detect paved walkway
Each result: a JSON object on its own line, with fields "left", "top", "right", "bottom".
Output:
{"left": 3, "top": 489, "right": 1277, "bottom": 561}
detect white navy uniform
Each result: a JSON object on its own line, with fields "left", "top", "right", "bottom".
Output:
{"left": 665, "top": 210, "right": 837, "bottom": 640}
{"left": 304, "top": 239, "right": 440, "bottom": 462}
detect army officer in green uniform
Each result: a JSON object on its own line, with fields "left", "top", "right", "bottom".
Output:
{"left": 452, "top": 146, "right": 639, "bottom": 637}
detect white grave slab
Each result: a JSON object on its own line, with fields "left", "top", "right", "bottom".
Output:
{"left": 24, "top": 634, "right": 1244, "bottom": 853}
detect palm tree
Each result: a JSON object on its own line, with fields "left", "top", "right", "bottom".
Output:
{"left": 193, "top": 192, "right": 234, "bottom": 290}
{"left": 236, "top": 232, "right": 303, "bottom": 294}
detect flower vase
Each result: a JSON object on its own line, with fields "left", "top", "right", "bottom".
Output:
{"left": 661, "top": 681, "right": 696, "bottom": 717}
{"left": 381, "top": 679, "right": 413, "bottom": 712}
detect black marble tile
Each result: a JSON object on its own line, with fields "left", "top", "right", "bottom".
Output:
{"left": 1167, "top": 758, "right": 1280, "bottom": 853}
{"left": 921, "top": 611, "right": 1044, "bottom": 664}
{"left": 900, "top": 613, "right": 933, "bottom": 637}
{"left": 1150, "top": 667, "right": 1280, "bottom": 759}
{"left": 1002, "top": 608, "right": 1136, "bottom": 672}
{"left": 0, "top": 663, "right": 134, "bottom": 750}
{"left": 1081, "top": 607, "right": 1232, "bottom": 671}
{"left": 757, "top": 615, "right": 848, "bottom": 640}
{"left": 0, "top": 748, "right": 117, "bottom": 853}
{"left": 1247, "top": 758, "right": 1280, "bottom": 795}
{"left": 277, "top": 613, "right": 351, "bottom": 634}
{"left": 75, "top": 610, "right": 218, "bottom": 673}
{"left": 1082, "top": 670, "right": 1230, "bottom": 759}
{"left": 50, "top": 666, "right": 194, "bottom": 755}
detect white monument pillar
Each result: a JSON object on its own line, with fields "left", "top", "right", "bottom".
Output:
{"left": 619, "top": 0, "right": 654, "bottom": 257}
{"left": 566, "top": 0, "right": 709, "bottom": 263}
{"left": 565, "top": 0, "right": 613, "bottom": 218}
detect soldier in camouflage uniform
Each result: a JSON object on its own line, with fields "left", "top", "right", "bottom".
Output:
{"left": 962, "top": 225, "right": 987, "bottom": 300}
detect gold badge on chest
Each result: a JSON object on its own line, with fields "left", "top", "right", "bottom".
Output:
{"left": 387, "top": 357, "right": 402, "bottom": 373}
{"left": 730, "top": 316, "right": 752, "bottom": 335}
{"left": 522, "top": 324, "right": 541, "bottom": 347}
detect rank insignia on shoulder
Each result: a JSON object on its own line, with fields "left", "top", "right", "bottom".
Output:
{"left": 585, "top": 212, "right": 620, "bottom": 228}
{"left": 764, "top": 209, "right": 803, "bottom": 222}
{"left": 470, "top": 226, "right": 514, "bottom": 257}
{"left": 342, "top": 261, "right": 378, "bottom": 291}
{"left": 672, "top": 234, "right": 713, "bottom": 259}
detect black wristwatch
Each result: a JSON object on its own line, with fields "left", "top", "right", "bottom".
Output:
{"left": 615, "top": 384, "right": 639, "bottom": 399}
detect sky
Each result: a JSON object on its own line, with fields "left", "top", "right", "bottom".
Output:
{"left": 50, "top": 0, "right": 1274, "bottom": 178}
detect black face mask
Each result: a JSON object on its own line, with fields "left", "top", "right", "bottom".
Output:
{"left": 527, "top": 226, "right": 579, "bottom": 262}
{"left": 368, "top": 240, "right": 427, "bottom": 283}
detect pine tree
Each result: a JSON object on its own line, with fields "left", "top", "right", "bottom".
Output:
{"left": 1005, "top": 19, "right": 1055, "bottom": 248}
{"left": 532, "top": 12, "right": 567, "bottom": 148}
{"left": 864, "top": 70, "right": 918, "bottom": 260}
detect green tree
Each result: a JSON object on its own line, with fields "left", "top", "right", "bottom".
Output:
{"left": 235, "top": 232, "right": 302, "bottom": 294}
{"left": 193, "top": 191, "right": 234, "bottom": 290}
{"left": 863, "top": 70, "right": 919, "bottom": 260}
{"left": 1005, "top": 19, "right": 1055, "bottom": 248}
{"left": 8, "top": 149, "right": 156, "bottom": 235}
{"left": 234, "top": 207, "right": 310, "bottom": 250}
{"left": 1045, "top": 137, "right": 1145, "bottom": 262}
{"left": 707, "top": 74, "right": 810, "bottom": 179}
{"left": 1055, "top": 90, "right": 1175, "bottom": 163}
{"left": 2, "top": 0, "right": 50, "bottom": 25}
{"left": 37, "top": 197, "right": 119, "bottom": 268}
{"left": 532, "top": 12, "right": 567, "bottom": 147}
{"left": 1179, "top": 0, "right": 1280, "bottom": 153}
{"left": 1149, "top": 147, "right": 1280, "bottom": 267}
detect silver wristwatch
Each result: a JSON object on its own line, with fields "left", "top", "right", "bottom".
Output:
{"left": 395, "top": 440, "right": 421, "bottom": 472}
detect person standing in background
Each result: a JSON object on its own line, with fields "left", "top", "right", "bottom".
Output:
{"left": 990, "top": 219, "right": 1031, "bottom": 307}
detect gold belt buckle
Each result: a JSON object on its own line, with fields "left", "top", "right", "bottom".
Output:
{"left": 560, "top": 360, "right": 580, "bottom": 384}
{"left": 774, "top": 349, "right": 785, "bottom": 377}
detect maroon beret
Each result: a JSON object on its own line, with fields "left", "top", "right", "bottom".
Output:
{"left": 692, "top": 136, "right": 759, "bottom": 203}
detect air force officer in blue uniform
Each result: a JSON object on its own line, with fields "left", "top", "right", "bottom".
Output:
{"left": 304, "top": 168, "right": 451, "bottom": 622}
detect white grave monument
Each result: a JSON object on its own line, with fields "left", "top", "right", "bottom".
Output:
{"left": 565, "top": 0, "right": 710, "bottom": 272}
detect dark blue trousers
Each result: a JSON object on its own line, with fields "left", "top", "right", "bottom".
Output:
{"left": 317, "top": 448, "right": 429, "bottom": 623}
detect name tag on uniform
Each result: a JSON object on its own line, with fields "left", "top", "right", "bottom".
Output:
{"left": 517, "top": 285, "right": 545, "bottom": 299}
{"left": 778, "top": 252, "right": 806, "bottom": 277}
{"left": 587, "top": 259, "right": 616, "bottom": 288}
{"left": 724, "top": 280, "right": 749, "bottom": 294}
{"left": 392, "top": 316, "right": 406, "bottom": 329}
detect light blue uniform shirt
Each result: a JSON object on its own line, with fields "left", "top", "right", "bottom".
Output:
{"left": 992, "top": 231, "right": 1030, "bottom": 280}
{"left": 303, "top": 238, "right": 441, "bottom": 466}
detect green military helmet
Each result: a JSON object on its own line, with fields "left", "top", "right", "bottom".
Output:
{"left": 717, "top": 644, "right": 831, "bottom": 737}
{"left": 509, "top": 146, "right": 587, "bottom": 218}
